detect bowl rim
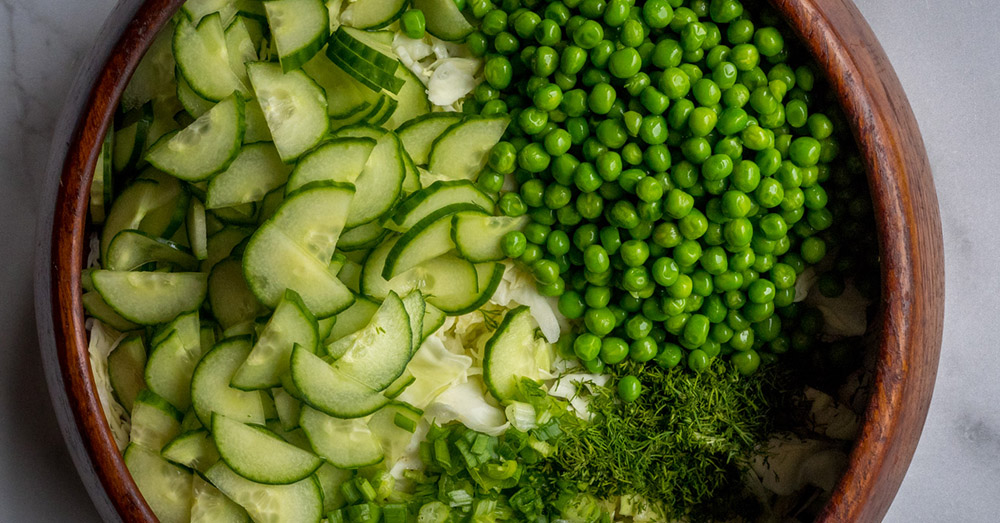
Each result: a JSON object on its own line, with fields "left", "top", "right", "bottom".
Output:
{"left": 35, "top": 0, "right": 944, "bottom": 521}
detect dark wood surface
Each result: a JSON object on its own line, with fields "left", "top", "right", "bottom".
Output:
{"left": 42, "top": 0, "right": 944, "bottom": 522}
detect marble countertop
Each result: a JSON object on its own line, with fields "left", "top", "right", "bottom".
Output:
{"left": 1, "top": 0, "right": 996, "bottom": 521}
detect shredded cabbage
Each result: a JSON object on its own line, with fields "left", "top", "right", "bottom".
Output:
{"left": 751, "top": 434, "right": 848, "bottom": 496}
{"left": 395, "top": 336, "right": 472, "bottom": 409}
{"left": 424, "top": 379, "right": 509, "bottom": 436}
{"left": 87, "top": 318, "right": 131, "bottom": 451}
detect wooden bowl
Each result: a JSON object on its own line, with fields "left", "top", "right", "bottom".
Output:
{"left": 34, "top": 0, "right": 945, "bottom": 521}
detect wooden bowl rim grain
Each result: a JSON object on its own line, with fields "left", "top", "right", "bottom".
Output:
{"left": 34, "top": 0, "right": 944, "bottom": 521}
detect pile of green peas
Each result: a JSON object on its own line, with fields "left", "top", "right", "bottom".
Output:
{"left": 454, "top": 0, "right": 877, "bottom": 397}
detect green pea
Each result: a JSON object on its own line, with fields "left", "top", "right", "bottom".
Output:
{"left": 609, "top": 48, "right": 642, "bottom": 78}
{"left": 681, "top": 21, "right": 708, "bottom": 51}
{"left": 558, "top": 291, "right": 586, "bottom": 319}
{"left": 756, "top": 148, "right": 782, "bottom": 176}
{"left": 574, "top": 333, "right": 602, "bottom": 361}
{"left": 600, "top": 337, "right": 630, "bottom": 364}
{"left": 730, "top": 43, "right": 760, "bottom": 71}
{"left": 478, "top": 168, "right": 504, "bottom": 193}
{"left": 596, "top": 119, "right": 628, "bottom": 148}
{"left": 500, "top": 231, "right": 527, "bottom": 258}
{"left": 655, "top": 343, "right": 683, "bottom": 369}
{"left": 630, "top": 337, "right": 658, "bottom": 362}
{"left": 620, "top": 239, "right": 650, "bottom": 267}
{"left": 499, "top": 192, "right": 527, "bottom": 216}
{"left": 639, "top": 115, "right": 669, "bottom": 144}
{"left": 518, "top": 142, "right": 550, "bottom": 173}
{"left": 731, "top": 349, "right": 760, "bottom": 375}
{"left": 687, "top": 349, "right": 710, "bottom": 372}
{"left": 588, "top": 82, "right": 617, "bottom": 114}
{"left": 724, "top": 217, "right": 753, "bottom": 247}
{"left": 466, "top": 31, "right": 488, "bottom": 56}
{"left": 573, "top": 20, "right": 604, "bottom": 48}
{"left": 585, "top": 307, "right": 616, "bottom": 336}
{"left": 755, "top": 178, "right": 784, "bottom": 208}
{"left": 801, "top": 236, "right": 827, "bottom": 263}
{"left": 659, "top": 67, "right": 691, "bottom": 99}
{"left": 617, "top": 375, "right": 642, "bottom": 402}
{"left": 667, "top": 98, "right": 695, "bottom": 131}
{"left": 643, "top": 0, "right": 674, "bottom": 28}
{"left": 484, "top": 55, "right": 513, "bottom": 88}
{"left": 534, "top": 19, "right": 561, "bottom": 46}
{"left": 679, "top": 208, "right": 709, "bottom": 240}
{"left": 770, "top": 263, "right": 797, "bottom": 290}
{"left": 723, "top": 84, "right": 750, "bottom": 107}
{"left": 789, "top": 136, "right": 822, "bottom": 167}
{"left": 622, "top": 266, "right": 650, "bottom": 293}
{"left": 580, "top": 244, "right": 607, "bottom": 273}
{"left": 754, "top": 27, "right": 784, "bottom": 57}
{"left": 401, "top": 9, "right": 427, "bottom": 39}
{"left": 620, "top": 19, "right": 645, "bottom": 48}
{"left": 546, "top": 230, "right": 571, "bottom": 257}
{"left": 543, "top": 183, "right": 572, "bottom": 209}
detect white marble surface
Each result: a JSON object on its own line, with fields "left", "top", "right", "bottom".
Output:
{"left": 1, "top": 0, "right": 997, "bottom": 521}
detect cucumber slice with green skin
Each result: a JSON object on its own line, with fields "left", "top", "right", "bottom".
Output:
{"left": 400, "top": 146, "right": 421, "bottom": 194}
{"left": 325, "top": 292, "right": 411, "bottom": 390}
{"left": 367, "top": 403, "right": 422, "bottom": 465}
{"left": 386, "top": 180, "right": 494, "bottom": 232}
{"left": 263, "top": 0, "right": 329, "bottom": 72}
{"left": 124, "top": 444, "right": 193, "bottom": 523}
{"left": 180, "top": 408, "right": 205, "bottom": 432}
{"left": 145, "top": 93, "right": 246, "bottom": 182}
{"left": 108, "top": 335, "right": 146, "bottom": 412}
{"left": 285, "top": 138, "right": 375, "bottom": 193}
{"left": 177, "top": 74, "right": 214, "bottom": 117}
{"left": 452, "top": 213, "right": 530, "bottom": 263}
{"left": 105, "top": 229, "right": 198, "bottom": 271}
{"left": 113, "top": 103, "right": 154, "bottom": 173}
{"left": 236, "top": 0, "right": 267, "bottom": 21}
{"left": 257, "top": 186, "right": 284, "bottom": 224}
{"left": 162, "top": 429, "right": 221, "bottom": 473}
{"left": 290, "top": 345, "right": 389, "bottom": 418}
{"left": 145, "top": 314, "right": 203, "bottom": 411}
{"left": 224, "top": 17, "right": 257, "bottom": 91}
{"left": 121, "top": 21, "right": 176, "bottom": 111}
{"left": 273, "top": 387, "right": 303, "bottom": 431}
{"left": 302, "top": 49, "right": 377, "bottom": 118}
{"left": 191, "top": 474, "right": 251, "bottom": 523}
{"left": 346, "top": 131, "right": 405, "bottom": 228}
{"left": 386, "top": 67, "right": 432, "bottom": 131}
{"left": 449, "top": 262, "right": 506, "bottom": 316}
{"left": 427, "top": 116, "right": 509, "bottom": 181}
{"left": 243, "top": 97, "right": 272, "bottom": 143}
{"left": 210, "top": 202, "right": 258, "bottom": 225}
{"left": 209, "top": 258, "right": 266, "bottom": 330}
{"left": 383, "top": 372, "right": 415, "bottom": 399}
{"left": 90, "top": 131, "right": 113, "bottom": 224}
{"left": 339, "top": 0, "right": 408, "bottom": 29}
{"left": 212, "top": 414, "right": 323, "bottom": 485}
{"left": 483, "top": 306, "right": 545, "bottom": 402}
{"left": 396, "top": 113, "right": 464, "bottom": 165}
{"left": 92, "top": 270, "right": 207, "bottom": 326}
{"left": 182, "top": 0, "right": 238, "bottom": 25}
{"left": 337, "top": 221, "right": 386, "bottom": 251}
{"left": 81, "top": 291, "right": 142, "bottom": 332}
{"left": 412, "top": 0, "right": 475, "bottom": 41}
{"left": 247, "top": 62, "right": 329, "bottom": 162}
{"left": 325, "top": 296, "right": 379, "bottom": 343}
{"left": 188, "top": 198, "right": 209, "bottom": 260}
{"left": 382, "top": 203, "right": 481, "bottom": 279}
{"left": 265, "top": 422, "right": 313, "bottom": 451}
{"left": 324, "top": 41, "right": 405, "bottom": 94}
{"left": 191, "top": 337, "right": 266, "bottom": 426}
{"left": 232, "top": 289, "right": 319, "bottom": 390}
{"left": 333, "top": 123, "right": 385, "bottom": 140}
{"left": 207, "top": 143, "right": 292, "bottom": 209}
{"left": 272, "top": 182, "right": 356, "bottom": 263}
{"left": 361, "top": 239, "right": 482, "bottom": 314}
{"left": 261, "top": 390, "right": 280, "bottom": 421}
{"left": 317, "top": 315, "right": 337, "bottom": 341}
{"left": 422, "top": 303, "right": 446, "bottom": 340}
{"left": 299, "top": 406, "right": 384, "bottom": 468}
{"left": 366, "top": 96, "right": 398, "bottom": 126}
{"left": 314, "top": 463, "right": 351, "bottom": 512}
{"left": 202, "top": 227, "right": 252, "bottom": 274}
{"left": 337, "top": 258, "right": 364, "bottom": 294}
{"left": 101, "top": 178, "right": 180, "bottom": 263}
{"left": 174, "top": 14, "right": 246, "bottom": 102}
{"left": 205, "top": 462, "right": 324, "bottom": 523}
{"left": 130, "top": 389, "right": 182, "bottom": 452}
{"left": 138, "top": 175, "right": 190, "bottom": 240}
{"left": 242, "top": 224, "right": 355, "bottom": 318}
{"left": 332, "top": 28, "right": 399, "bottom": 73}
{"left": 400, "top": 291, "right": 425, "bottom": 357}
{"left": 329, "top": 97, "right": 381, "bottom": 130}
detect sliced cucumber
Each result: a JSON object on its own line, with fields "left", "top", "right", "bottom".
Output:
{"left": 108, "top": 335, "right": 147, "bottom": 412}
{"left": 162, "top": 429, "right": 221, "bottom": 473}
{"left": 243, "top": 97, "right": 273, "bottom": 143}
{"left": 137, "top": 173, "right": 190, "bottom": 240}
{"left": 367, "top": 403, "right": 422, "bottom": 465}
{"left": 324, "top": 292, "right": 411, "bottom": 390}
{"left": 386, "top": 67, "right": 431, "bottom": 131}
{"left": 105, "top": 229, "right": 198, "bottom": 272}
{"left": 263, "top": 0, "right": 328, "bottom": 72}
{"left": 191, "top": 474, "right": 251, "bottom": 523}
{"left": 400, "top": 291, "right": 425, "bottom": 357}
{"left": 202, "top": 227, "right": 252, "bottom": 273}
{"left": 242, "top": 224, "right": 354, "bottom": 318}
{"left": 382, "top": 204, "right": 477, "bottom": 280}
{"left": 232, "top": 289, "right": 319, "bottom": 390}
{"left": 92, "top": 270, "right": 207, "bottom": 326}
{"left": 124, "top": 444, "right": 193, "bottom": 523}
{"left": 290, "top": 345, "right": 388, "bottom": 418}
{"left": 207, "top": 143, "right": 292, "bottom": 209}
{"left": 299, "top": 406, "right": 384, "bottom": 468}
{"left": 314, "top": 463, "right": 351, "bottom": 513}
{"left": 213, "top": 414, "right": 322, "bottom": 485}
{"left": 427, "top": 116, "right": 509, "bottom": 181}
{"left": 302, "top": 50, "right": 377, "bottom": 118}
{"left": 422, "top": 303, "right": 446, "bottom": 340}
{"left": 340, "top": 0, "right": 407, "bottom": 29}
{"left": 145, "top": 93, "right": 246, "bottom": 181}
{"left": 101, "top": 178, "right": 179, "bottom": 263}
{"left": 182, "top": 0, "right": 238, "bottom": 25}
{"left": 337, "top": 220, "right": 386, "bottom": 251}
{"left": 450, "top": 262, "right": 505, "bottom": 316}
{"left": 129, "top": 389, "right": 182, "bottom": 452}
{"left": 191, "top": 337, "right": 266, "bottom": 425}
{"left": 273, "top": 387, "right": 303, "bottom": 431}
{"left": 345, "top": 131, "right": 405, "bottom": 228}
{"left": 482, "top": 306, "right": 545, "bottom": 402}
{"left": 205, "top": 462, "right": 324, "bottom": 523}
{"left": 121, "top": 21, "right": 176, "bottom": 112}
{"left": 412, "top": 0, "right": 474, "bottom": 41}
{"left": 325, "top": 296, "right": 379, "bottom": 343}
{"left": 333, "top": 27, "right": 399, "bottom": 73}
{"left": 247, "top": 62, "right": 329, "bottom": 162}
{"left": 208, "top": 258, "right": 266, "bottom": 330}
{"left": 113, "top": 103, "right": 154, "bottom": 173}
{"left": 82, "top": 292, "right": 141, "bottom": 332}
{"left": 386, "top": 180, "right": 494, "bottom": 232}
{"left": 452, "top": 213, "right": 529, "bottom": 263}
{"left": 90, "top": 130, "right": 113, "bottom": 224}
{"left": 144, "top": 314, "right": 203, "bottom": 411}
{"left": 285, "top": 137, "right": 375, "bottom": 193}
{"left": 396, "top": 112, "right": 463, "bottom": 165}
{"left": 174, "top": 13, "right": 246, "bottom": 102}
{"left": 324, "top": 38, "right": 404, "bottom": 94}
{"left": 361, "top": 239, "right": 482, "bottom": 315}
{"left": 188, "top": 198, "right": 209, "bottom": 260}
{"left": 333, "top": 122, "right": 385, "bottom": 140}
{"left": 271, "top": 181, "right": 355, "bottom": 263}
{"left": 224, "top": 16, "right": 257, "bottom": 91}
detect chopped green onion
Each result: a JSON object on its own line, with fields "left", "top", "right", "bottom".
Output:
{"left": 505, "top": 401, "right": 538, "bottom": 431}
{"left": 418, "top": 501, "right": 450, "bottom": 523}
{"left": 447, "top": 488, "right": 474, "bottom": 507}
{"left": 326, "top": 509, "right": 345, "bottom": 523}
{"left": 394, "top": 412, "right": 417, "bottom": 433}
{"left": 346, "top": 502, "right": 380, "bottom": 523}
{"left": 356, "top": 478, "right": 377, "bottom": 503}
{"left": 434, "top": 438, "right": 452, "bottom": 469}
{"left": 382, "top": 503, "right": 409, "bottom": 523}
{"left": 340, "top": 480, "right": 361, "bottom": 505}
